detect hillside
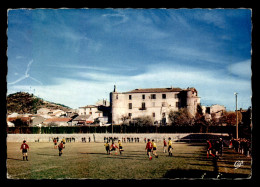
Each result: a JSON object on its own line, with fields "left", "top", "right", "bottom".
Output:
{"left": 7, "top": 92, "right": 71, "bottom": 114}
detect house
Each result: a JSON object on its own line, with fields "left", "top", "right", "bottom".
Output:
{"left": 66, "top": 109, "right": 78, "bottom": 118}
{"left": 37, "top": 108, "right": 50, "bottom": 115}
{"left": 98, "top": 116, "right": 109, "bottom": 126}
{"left": 96, "top": 99, "right": 110, "bottom": 107}
{"left": 202, "top": 104, "right": 226, "bottom": 122}
{"left": 77, "top": 105, "right": 106, "bottom": 125}
{"left": 30, "top": 115, "right": 45, "bottom": 127}
{"left": 110, "top": 85, "right": 200, "bottom": 125}
{"left": 37, "top": 108, "right": 66, "bottom": 117}
{"left": 78, "top": 105, "right": 103, "bottom": 119}
{"left": 7, "top": 121, "right": 15, "bottom": 127}
{"left": 43, "top": 117, "right": 72, "bottom": 127}
{"left": 71, "top": 115, "right": 93, "bottom": 126}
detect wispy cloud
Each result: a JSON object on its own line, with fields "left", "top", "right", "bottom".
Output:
{"left": 9, "top": 59, "right": 251, "bottom": 110}
{"left": 8, "top": 60, "right": 43, "bottom": 85}
{"left": 48, "top": 63, "right": 138, "bottom": 73}
{"left": 228, "top": 59, "right": 251, "bottom": 79}
{"left": 102, "top": 10, "right": 129, "bottom": 26}
{"left": 7, "top": 9, "right": 251, "bottom": 111}
{"left": 16, "top": 55, "right": 25, "bottom": 59}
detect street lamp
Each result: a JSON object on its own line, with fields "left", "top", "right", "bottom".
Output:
{"left": 234, "top": 92, "right": 238, "bottom": 139}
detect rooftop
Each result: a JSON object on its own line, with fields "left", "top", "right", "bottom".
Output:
{"left": 124, "top": 87, "right": 183, "bottom": 93}
{"left": 79, "top": 105, "right": 98, "bottom": 108}
{"left": 44, "top": 117, "right": 72, "bottom": 122}
{"left": 73, "top": 115, "right": 92, "bottom": 121}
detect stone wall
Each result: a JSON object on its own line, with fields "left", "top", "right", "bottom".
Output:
{"left": 7, "top": 133, "right": 229, "bottom": 143}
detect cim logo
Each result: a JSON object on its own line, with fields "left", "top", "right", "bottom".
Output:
{"left": 234, "top": 160, "right": 244, "bottom": 169}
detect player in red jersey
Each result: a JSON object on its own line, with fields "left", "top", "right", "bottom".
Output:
{"left": 58, "top": 141, "right": 64, "bottom": 156}
{"left": 145, "top": 139, "right": 153, "bottom": 160}
{"left": 20, "top": 140, "right": 29, "bottom": 161}
{"left": 53, "top": 138, "right": 58, "bottom": 149}
{"left": 163, "top": 138, "right": 167, "bottom": 153}
{"left": 110, "top": 141, "right": 119, "bottom": 155}
{"left": 206, "top": 139, "right": 215, "bottom": 158}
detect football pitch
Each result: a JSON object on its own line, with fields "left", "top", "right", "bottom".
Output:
{"left": 6, "top": 141, "right": 251, "bottom": 179}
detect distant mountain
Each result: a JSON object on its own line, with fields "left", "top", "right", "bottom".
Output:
{"left": 7, "top": 92, "right": 71, "bottom": 114}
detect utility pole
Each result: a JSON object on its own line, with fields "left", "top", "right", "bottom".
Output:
{"left": 234, "top": 92, "right": 238, "bottom": 139}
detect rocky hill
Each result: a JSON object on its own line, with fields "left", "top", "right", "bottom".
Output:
{"left": 7, "top": 92, "right": 71, "bottom": 114}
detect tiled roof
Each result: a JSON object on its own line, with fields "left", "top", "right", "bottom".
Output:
{"left": 44, "top": 117, "right": 72, "bottom": 122}
{"left": 7, "top": 117, "right": 31, "bottom": 122}
{"left": 72, "top": 115, "right": 91, "bottom": 121}
{"left": 79, "top": 105, "right": 97, "bottom": 108}
{"left": 124, "top": 87, "right": 183, "bottom": 93}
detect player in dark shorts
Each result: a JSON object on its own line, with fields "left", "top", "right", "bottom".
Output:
{"left": 53, "top": 138, "right": 57, "bottom": 149}
{"left": 110, "top": 141, "right": 119, "bottom": 155}
{"left": 58, "top": 141, "right": 64, "bottom": 156}
{"left": 145, "top": 139, "right": 153, "bottom": 160}
{"left": 20, "top": 140, "right": 29, "bottom": 161}
{"left": 168, "top": 137, "right": 173, "bottom": 156}
{"left": 118, "top": 140, "right": 124, "bottom": 155}
{"left": 104, "top": 141, "right": 110, "bottom": 154}
{"left": 62, "top": 138, "right": 66, "bottom": 148}
{"left": 152, "top": 139, "right": 158, "bottom": 158}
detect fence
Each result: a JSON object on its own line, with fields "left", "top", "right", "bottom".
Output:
{"left": 7, "top": 125, "right": 237, "bottom": 135}
{"left": 7, "top": 133, "right": 229, "bottom": 143}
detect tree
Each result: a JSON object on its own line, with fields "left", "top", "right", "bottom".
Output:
{"left": 133, "top": 115, "right": 154, "bottom": 127}
{"left": 93, "top": 118, "right": 100, "bottom": 124}
{"left": 132, "top": 115, "right": 154, "bottom": 133}
{"left": 48, "top": 122, "right": 58, "bottom": 127}
{"left": 219, "top": 111, "right": 242, "bottom": 126}
{"left": 168, "top": 108, "right": 193, "bottom": 126}
{"left": 12, "top": 118, "right": 29, "bottom": 127}
{"left": 194, "top": 104, "right": 207, "bottom": 132}
{"left": 121, "top": 115, "right": 130, "bottom": 125}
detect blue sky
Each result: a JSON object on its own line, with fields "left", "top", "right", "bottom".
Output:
{"left": 7, "top": 9, "right": 252, "bottom": 111}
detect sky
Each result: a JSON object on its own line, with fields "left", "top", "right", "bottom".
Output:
{"left": 7, "top": 8, "right": 252, "bottom": 111}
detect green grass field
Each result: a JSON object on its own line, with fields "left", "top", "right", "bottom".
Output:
{"left": 7, "top": 141, "right": 251, "bottom": 179}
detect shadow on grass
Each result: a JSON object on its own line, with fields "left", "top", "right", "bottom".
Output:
{"left": 36, "top": 153, "right": 60, "bottom": 157}
{"left": 7, "top": 157, "right": 24, "bottom": 161}
{"left": 163, "top": 169, "right": 251, "bottom": 179}
{"left": 79, "top": 152, "right": 144, "bottom": 160}
{"left": 80, "top": 152, "right": 106, "bottom": 155}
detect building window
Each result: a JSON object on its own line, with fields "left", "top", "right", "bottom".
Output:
{"left": 141, "top": 102, "right": 146, "bottom": 109}
{"left": 162, "top": 102, "right": 166, "bottom": 107}
{"left": 176, "top": 102, "right": 179, "bottom": 108}
{"left": 152, "top": 112, "right": 155, "bottom": 118}
{"left": 139, "top": 102, "right": 146, "bottom": 110}
{"left": 162, "top": 94, "right": 166, "bottom": 99}
{"left": 142, "top": 94, "right": 145, "bottom": 99}
{"left": 129, "top": 95, "right": 132, "bottom": 100}
{"left": 206, "top": 107, "right": 210, "bottom": 114}
{"left": 128, "top": 113, "right": 132, "bottom": 118}
{"left": 129, "top": 103, "right": 132, "bottom": 109}
{"left": 151, "top": 94, "right": 156, "bottom": 99}
{"left": 162, "top": 112, "right": 166, "bottom": 118}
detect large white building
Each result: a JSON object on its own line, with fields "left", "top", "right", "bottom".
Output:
{"left": 110, "top": 86, "right": 200, "bottom": 125}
